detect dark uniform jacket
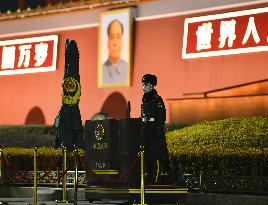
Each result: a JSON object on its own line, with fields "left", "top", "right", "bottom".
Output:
{"left": 141, "top": 89, "right": 168, "bottom": 160}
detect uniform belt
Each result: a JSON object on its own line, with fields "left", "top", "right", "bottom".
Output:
{"left": 142, "top": 118, "right": 155, "bottom": 122}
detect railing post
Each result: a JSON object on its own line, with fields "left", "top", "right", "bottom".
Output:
{"left": 56, "top": 146, "right": 68, "bottom": 203}
{"left": 199, "top": 171, "right": 203, "bottom": 194}
{"left": 0, "top": 147, "right": 3, "bottom": 185}
{"left": 33, "top": 146, "right": 38, "bottom": 205}
{"left": 73, "top": 146, "right": 78, "bottom": 205}
{"left": 134, "top": 146, "right": 146, "bottom": 205}
{"left": 63, "top": 146, "right": 67, "bottom": 202}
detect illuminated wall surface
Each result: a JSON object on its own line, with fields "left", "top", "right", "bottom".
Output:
{"left": 0, "top": 0, "right": 268, "bottom": 125}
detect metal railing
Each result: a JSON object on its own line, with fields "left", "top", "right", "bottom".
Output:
{"left": 1, "top": 146, "right": 268, "bottom": 204}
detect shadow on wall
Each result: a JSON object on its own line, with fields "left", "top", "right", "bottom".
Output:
{"left": 25, "top": 106, "right": 46, "bottom": 124}
{"left": 100, "top": 92, "right": 128, "bottom": 119}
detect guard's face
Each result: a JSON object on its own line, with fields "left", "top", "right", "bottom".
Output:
{"left": 108, "top": 21, "right": 123, "bottom": 63}
{"left": 143, "top": 83, "right": 154, "bottom": 93}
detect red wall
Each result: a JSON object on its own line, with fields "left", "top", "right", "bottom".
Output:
{"left": 1, "top": 3, "right": 268, "bottom": 125}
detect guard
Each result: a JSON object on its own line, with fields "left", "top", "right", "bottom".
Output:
{"left": 141, "top": 74, "right": 168, "bottom": 184}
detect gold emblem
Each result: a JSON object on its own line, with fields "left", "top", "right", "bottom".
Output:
{"left": 95, "top": 124, "right": 105, "bottom": 141}
{"left": 63, "top": 77, "right": 77, "bottom": 93}
{"left": 62, "top": 77, "right": 81, "bottom": 105}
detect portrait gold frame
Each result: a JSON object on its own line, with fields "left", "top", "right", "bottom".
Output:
{"left": 98, "top": 8, "right": 134, "bottom": 88}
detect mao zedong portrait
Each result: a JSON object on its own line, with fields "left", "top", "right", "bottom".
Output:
{"left": 102, "top": 19, "right": 128, "bottom": 85}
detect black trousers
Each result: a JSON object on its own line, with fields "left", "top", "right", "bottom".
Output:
{"left": 145, "top": 159, "right": 162, "bottom": 184}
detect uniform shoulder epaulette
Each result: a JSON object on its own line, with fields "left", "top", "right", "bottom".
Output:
{"left": 157, "top": 100, "right": 164, "bottom": 108}
{"left": 155, "top": 95, "right": 164, "bottom": 108}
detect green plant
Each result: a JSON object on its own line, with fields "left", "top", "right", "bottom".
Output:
{"left": 166, "top": 117, "right": 268, "bottom": 176}
{"left": 3, "top": 147, "right": 85, "bottom": 170}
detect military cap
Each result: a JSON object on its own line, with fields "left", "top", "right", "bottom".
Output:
{"left": 142, "top": 74, "right": 157, "bottom": 86}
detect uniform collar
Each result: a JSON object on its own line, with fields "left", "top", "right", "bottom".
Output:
{"left": 143, "top": 89, "right": 157, "bottom": 99}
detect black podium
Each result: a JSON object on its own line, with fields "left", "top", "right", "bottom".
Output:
{"left": 84, "top": 118, "right": 188, "bottom": 203}
{"left": 84, "top": 118, "right": 141, "bottom": 187}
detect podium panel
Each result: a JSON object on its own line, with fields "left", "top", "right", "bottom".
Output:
{"left": 84, "top": 118, "right": 141, "bottom": 186}
{"left": 84, "top": 118, "right": 188, "bottom": 203}
{"left": 118, "top": 118, "right": 141, "bottom": 184}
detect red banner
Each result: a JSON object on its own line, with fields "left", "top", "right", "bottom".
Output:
{"left": 0, "top": 35, "right": 58, "bottom": 75}
{"left": 182, "top": 7, "right": 268, "bottom": 59}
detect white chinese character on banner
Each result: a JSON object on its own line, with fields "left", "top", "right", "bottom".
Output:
{"left": 242, "top": 17, "right": 260, "bottom": 45}
{"left": 218, "top": 19, "right": 236, "bottom": 48}
{"left": 34, "top": 42, "right": 48, "bottom": 67}
{"left": 18, "top": 44, "right": 32, "bottom": 68}
{"left": 196, "top": 22, "right": 213, "bottom": 51}
{"left": 1, "top": 46, "right": 16, "bottom": 69}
